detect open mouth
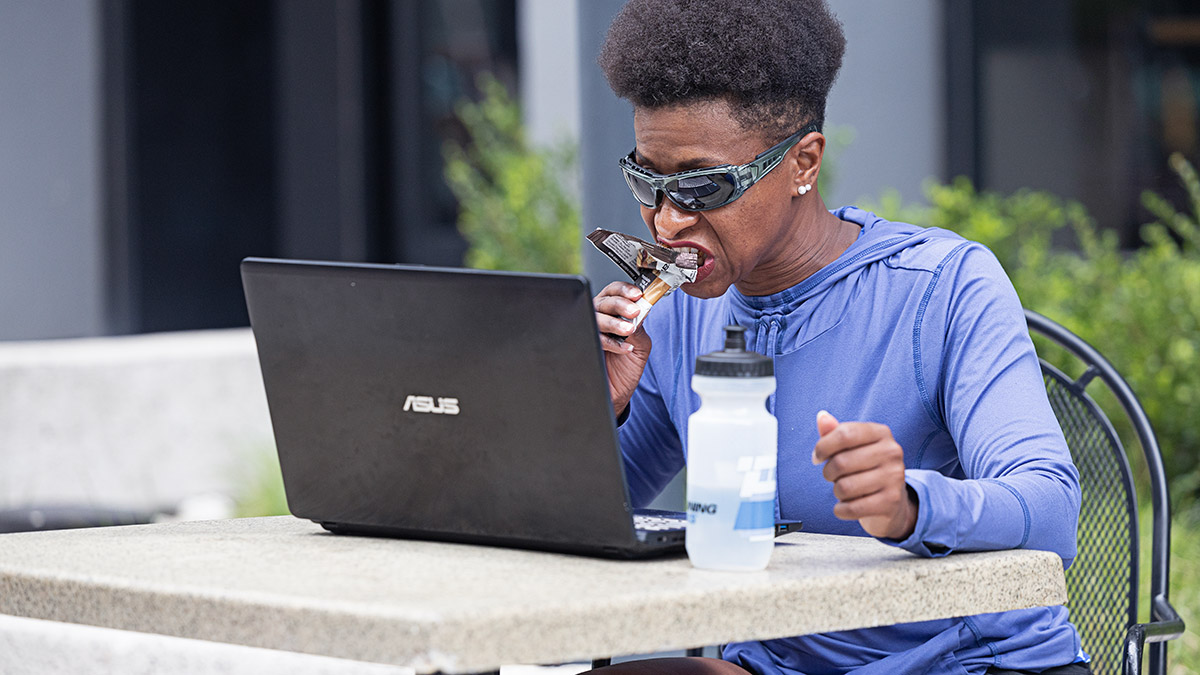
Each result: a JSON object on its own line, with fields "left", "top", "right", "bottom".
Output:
{"left": 671, "top": 245, "right": 707, "bottom": 266}
{"left": 677, "top": 247, "right": 706, "bottom": 266}
{"left": 662, "top": 242, "right": 715, "bottom": 284}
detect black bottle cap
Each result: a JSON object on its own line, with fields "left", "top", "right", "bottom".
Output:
{"left": 694, "top": 325, "right": 774, "bottom": 378}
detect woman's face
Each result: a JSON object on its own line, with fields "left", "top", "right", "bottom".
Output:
{"left": 631, "top": 100, "right": 820, "bottom": 298}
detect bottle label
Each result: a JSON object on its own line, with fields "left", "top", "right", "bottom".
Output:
{"left": 734, "top": 454, "right": 776, "bottom": 530}
{"left": 733, "top": 498, "right": 774, "bottom": 530}
{"left": 687, "top": 454, "right": 776, "bottom": 530}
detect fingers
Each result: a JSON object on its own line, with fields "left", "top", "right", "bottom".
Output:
{"left": 826, "top": 459, "right": 906, "bottom": 501}
{"left": 812, "top": 420, "right": 894, "bottom": 465}
{"left": 593, "top": 295, "right": 643, "bottom": 319}
{"left": 816, "top": 409, "right": 839, "bottom": 436}
{"left": 834, "top": 482, "right": 918, "bottom": 540}
{"left": 595, "top": 308, "right": 637, "bottom": 340}
{"left": 811, "top": 414, "right": 918, "bottom": 539}
{"left": 595, "top": 282, "right": 645, "bottom": 353}
{"left": 594, "top": 281, "right": 643, "bottom": 304}
{"left": 819, "top": 436, "right": 904, "bottom": 482}
{"left": 827, "top": 453, "right": 914, "bottom": 539}
{"left": 600, "top": 332, "right": 635, "bottom": 354}
{"left": 596, "top": 309, "right": 641, "bottom": 354}
{"left": 831, "top": 485, "right": 909, "bottom": 521}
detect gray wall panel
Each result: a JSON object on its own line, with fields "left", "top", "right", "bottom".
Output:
{"left": 824, "top": 0, "right": 945, "bottom": 208}
{"left": 0, "top": 0, "right": 104, "bottom": 340}
{"left": 519, "top": 0, "right": 581, "bottom": 146}
{"left": 578, "top": 0, "right": 639, "bottom": 292}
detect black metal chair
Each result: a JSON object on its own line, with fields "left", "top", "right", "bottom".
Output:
{"left": 1024, "top": 309, "right": 1184, "bottom": 675}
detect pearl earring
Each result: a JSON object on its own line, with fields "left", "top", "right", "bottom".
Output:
{"left": 798, "top": 184, "right": 811, "bottom": 195}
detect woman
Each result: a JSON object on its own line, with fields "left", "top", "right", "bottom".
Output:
{"left": 590, "top": 1, "right": 1088, "bottom": 674}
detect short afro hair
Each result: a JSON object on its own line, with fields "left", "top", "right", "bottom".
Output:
{"left": 598, "top": 0, "right": 846, "bottom": 142}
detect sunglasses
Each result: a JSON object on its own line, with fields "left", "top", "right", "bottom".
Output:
{"left": 618, "top": 121, "right": 820, "bottom": 212}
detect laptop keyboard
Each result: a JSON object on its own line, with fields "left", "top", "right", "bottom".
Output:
{"left": 633, "top": 510, "right": 686, "bottom": 532}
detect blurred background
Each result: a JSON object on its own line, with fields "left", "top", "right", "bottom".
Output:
{"left": 1, "top": 0, "right": 1198, "bottom": 667}
{"left": 2, "top": 0, "right": 1198, "bottom": 339}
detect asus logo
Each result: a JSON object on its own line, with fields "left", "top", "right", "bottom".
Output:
{"left": 403, "top": 395, "right": 460, "bottom": 415}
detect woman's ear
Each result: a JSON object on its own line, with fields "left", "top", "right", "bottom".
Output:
{"left": 792, "top": 131, "right": 826, "bottom": 192}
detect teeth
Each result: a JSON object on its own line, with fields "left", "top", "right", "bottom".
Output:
{"left": 665, "top": 244, "right": 706, "bottom": 266}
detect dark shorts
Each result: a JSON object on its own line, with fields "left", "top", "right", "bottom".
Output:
{"left": 987, "top": 663, "right": 1091, "bottom": 675}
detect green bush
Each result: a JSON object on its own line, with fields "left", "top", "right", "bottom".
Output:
{"left": 442, "top": 74, "right": 581, "bottom": 274}
{"left": 865, "top": 155, "right": 1200, "bottom": 508}
{"left": 232, "top": 446, "right": 289, "bottom": 518}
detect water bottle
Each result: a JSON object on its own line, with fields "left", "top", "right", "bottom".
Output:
{"left": 686, "top": 325, "right": 777, "bottom": 571}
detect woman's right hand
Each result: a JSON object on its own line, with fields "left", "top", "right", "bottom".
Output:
{"left": 594, "top": 281, "right": 652, "bottom": 417}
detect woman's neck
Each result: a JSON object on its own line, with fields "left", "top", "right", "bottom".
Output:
{"left": 734, "top": 197, "right": 860, "bottom": 296}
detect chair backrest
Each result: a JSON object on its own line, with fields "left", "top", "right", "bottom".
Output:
{"left": 1038, "top": 356, "right": 1138, "bottom": 675}
{"left": 1025, "top": 310, "right": 1174, "bottom": 675}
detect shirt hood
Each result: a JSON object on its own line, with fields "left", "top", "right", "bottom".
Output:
{"left": 722, "top": 206, "right": 969, "bottom": 358}
{"left": 728, "top": 205, "right": 959, "bottom": 314}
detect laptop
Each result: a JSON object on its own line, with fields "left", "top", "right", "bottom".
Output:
{"left": 240, "top": 258, "right": 690, "bottom": 558}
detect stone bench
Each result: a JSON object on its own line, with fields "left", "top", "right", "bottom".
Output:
{"left": 0, "top": 329, "right": 274, "bottom": 516}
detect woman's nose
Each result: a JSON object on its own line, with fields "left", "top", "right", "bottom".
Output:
{"left": 651, "top": 198, "right": 701, "bottom": 239}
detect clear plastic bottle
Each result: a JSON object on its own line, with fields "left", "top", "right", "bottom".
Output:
{"left": 686, "top": 325, "right": 778, "bottom": 571}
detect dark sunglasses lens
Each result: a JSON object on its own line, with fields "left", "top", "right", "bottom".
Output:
{"left": 623, "top": 172, "right": 660, "bottom": 207}
{"left": 666, "top": 174, "right": 737, "bottom": 211}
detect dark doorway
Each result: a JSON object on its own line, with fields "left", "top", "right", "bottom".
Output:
{"left": 946, "top": 0, "right": 1200, "bottom": 247}
{"left": 104, "top": 0, "right": 518, "bottom": 334}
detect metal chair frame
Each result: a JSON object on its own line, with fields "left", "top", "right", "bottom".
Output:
{"left": 1025, "top": 309, "right": 1184, "bottom": 675}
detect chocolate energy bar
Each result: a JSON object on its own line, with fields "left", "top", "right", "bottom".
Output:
{"left": 586, "top": 228, "right": 699, "bottom": 338}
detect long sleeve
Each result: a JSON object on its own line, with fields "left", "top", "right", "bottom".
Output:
{"left": 617, "top": 355, "right": 686, "bottom": 507}
{"left": 889, "top": 245, "right": 1081, "bottom": 566}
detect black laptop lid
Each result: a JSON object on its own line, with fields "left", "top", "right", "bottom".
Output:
{"left": 241, "top": 259, "right": 645, "bottom": 554}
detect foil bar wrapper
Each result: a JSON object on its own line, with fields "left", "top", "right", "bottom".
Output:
{"left": 586, "top": 228, "right": 699, "bottom": 338}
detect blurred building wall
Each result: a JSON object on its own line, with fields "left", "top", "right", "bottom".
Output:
{"left": 0, "top": 1, "right": 106, "bottom": 341}
{"left": 0, "top": 0, "right": 1015, "bottom": 342}
{"left": 824, "top": 0, "right": 945, "bottom": 208}
{"left": 519, "top": 0, "right": 580, "bottom": 146}
{"left": 2, "top": 1, "right": 1189, "bottom": 342}
{"left": 579, "top": 0, "right": 637, "bottom": 291}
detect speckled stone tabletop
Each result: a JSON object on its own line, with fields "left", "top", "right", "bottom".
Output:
{"left": 0, "top": 516, "right": 1067, "bottom": 673}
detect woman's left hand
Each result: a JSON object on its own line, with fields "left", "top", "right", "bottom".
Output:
{"left": 813, "top": 410, "right": 918, "bottom": 540}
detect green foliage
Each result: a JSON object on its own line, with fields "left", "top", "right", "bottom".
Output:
{"left": 817, "top": 123, "right": 853, "bottom": 199}
{"left": 442, "top": 74, "right": 582, "bottom": 274}
{"left": 1140, "top": 508, "right": 1199, "bottom": 674}
{"left": 864, "top": 155, "right": 1200, "bottom": 507}
{"left": 232, "top": 446, "right": 289, "bottom": 518}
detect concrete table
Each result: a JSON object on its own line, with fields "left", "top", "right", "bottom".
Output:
{"left": 0, "top": 516, "right": 1067, "bottom": 673}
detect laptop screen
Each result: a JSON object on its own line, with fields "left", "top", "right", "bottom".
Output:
{"left": 242, "top": 259, "right": 652, "bottom": 554}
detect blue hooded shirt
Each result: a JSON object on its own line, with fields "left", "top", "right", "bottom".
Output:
{"left": 618, "top": 207, "right": 1084, "bottom": 675}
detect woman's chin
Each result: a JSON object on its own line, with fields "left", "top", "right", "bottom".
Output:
{"left": 681, "top": 278, "right": 726, "bottom": 299}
